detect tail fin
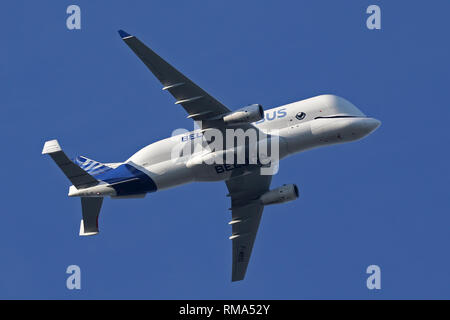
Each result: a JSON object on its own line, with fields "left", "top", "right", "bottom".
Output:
{"left": 42, "top": 140, "right": 98, "bottom": 189}
{"left": 79, "top": 197, "right": 103, "bottom": 236}
{"left": 43, "top": 140, "right": 105, "bottom": 236}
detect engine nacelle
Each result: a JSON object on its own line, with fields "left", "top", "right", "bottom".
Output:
{"left": 223, "top": 104, "right": 264, "bottom": 125}
{"left": 259, "top": 184, "right": 299, "bottom": 205}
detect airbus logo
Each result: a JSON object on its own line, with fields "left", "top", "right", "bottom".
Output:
{"left": 255, "top": 108, "right": 287, "bottom": 124}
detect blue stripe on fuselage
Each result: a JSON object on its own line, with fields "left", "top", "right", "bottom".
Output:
{"left": 94, "top": 163, "right": 157, "bottom": 196}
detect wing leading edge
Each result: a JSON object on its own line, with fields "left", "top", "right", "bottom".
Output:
{"left": 118, "top": 30, "right": 230, "bottom": 123}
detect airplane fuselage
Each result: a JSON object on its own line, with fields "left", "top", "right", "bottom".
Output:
{"left": 68, "top": 94, "right": 380, "bottom": 198}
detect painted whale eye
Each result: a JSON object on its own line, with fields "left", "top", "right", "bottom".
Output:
{"left": 295, "top": 112, "right": 306, "bottom": 120}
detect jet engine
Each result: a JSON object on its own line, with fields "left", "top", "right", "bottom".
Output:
{"left": 223, "top": 104, "right": 264, "bottom": 125}
{"left": 259, "top": 184, "right": 299, "bottom": 205}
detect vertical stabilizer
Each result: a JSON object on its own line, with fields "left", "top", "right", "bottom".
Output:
{"left": 42, "top": 139, "right": 99, "bottom": 189}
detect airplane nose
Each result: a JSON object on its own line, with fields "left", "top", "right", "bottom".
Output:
{"left": 352, "top": 117, "right": 381, "bottom": 138}
{"left": 364, "top": 118, "right": 381, "bottom": 133}
{"left": 310, "top": 116, "right": 381, "bottom": 143}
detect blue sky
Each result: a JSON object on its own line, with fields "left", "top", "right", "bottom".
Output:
{"left": 1, "top": 0, "right": 449, "bottom": 299}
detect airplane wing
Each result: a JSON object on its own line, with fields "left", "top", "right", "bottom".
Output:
{"left": 225, "top": 170, "right": 272, "bottom": 281}
{"left": 118, "top": 30, "right": 231, "bottom": 124}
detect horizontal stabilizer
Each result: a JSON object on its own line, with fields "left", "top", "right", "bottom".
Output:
{"left": 79, "top": 197, "right": 103, "bottom": 236}
{"left": 42, "top": 139, "right": 99, "bottom": 189}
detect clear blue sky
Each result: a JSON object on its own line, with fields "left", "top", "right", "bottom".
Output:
{"left": 1, "top": 0, "right": 449, "bottom": 299}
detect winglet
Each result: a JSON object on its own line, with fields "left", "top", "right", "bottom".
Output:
{"left": 118, "top": 29, "right": 133, "bottom": 39}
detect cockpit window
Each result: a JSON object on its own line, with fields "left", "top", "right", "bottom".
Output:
{"left": 295, "top": 112, "right": 306, "bottom": 120}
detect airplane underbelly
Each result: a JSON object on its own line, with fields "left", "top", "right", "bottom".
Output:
{"left": 189, "top": 162, "right": 251, "bottom": 182}
{"left": 141, "top": 160, "right": 195, "bottom": 191}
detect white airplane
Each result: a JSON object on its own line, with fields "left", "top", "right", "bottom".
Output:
{"left": 42, "top": 30, "right": 380, "bottom": 281}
